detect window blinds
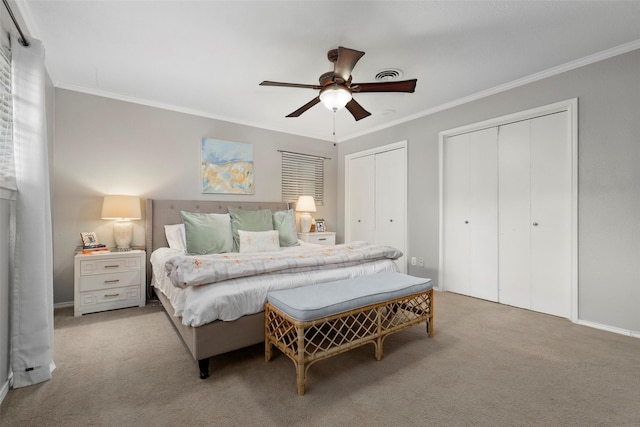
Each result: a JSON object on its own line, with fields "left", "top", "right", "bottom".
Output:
{"left": 0, "top": 46, "right": 15, "bottom": 191}
{"left": 281, "top": 151, "right": 325, "bottom": 205}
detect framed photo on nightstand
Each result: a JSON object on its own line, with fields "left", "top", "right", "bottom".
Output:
{"left": 80, "top": 232, "right": 99, "bottom": 247}
{"left": 315, "top": 220, "right": 325, "bottom": 232}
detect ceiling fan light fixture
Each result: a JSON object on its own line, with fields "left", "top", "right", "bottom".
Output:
{"left": 319, "top": 84, "right": 352, "bottom": 111}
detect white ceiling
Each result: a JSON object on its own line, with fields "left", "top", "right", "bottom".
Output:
{"left": 14, "top": 1, "right": 640, "bottom": 142}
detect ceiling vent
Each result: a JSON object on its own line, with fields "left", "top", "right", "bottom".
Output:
{"left": 375, "top": 68, "right": 403, "bottom": 81}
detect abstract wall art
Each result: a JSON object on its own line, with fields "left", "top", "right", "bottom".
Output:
{"left": 201, "top": 138, "right": 254, "bottom": 194}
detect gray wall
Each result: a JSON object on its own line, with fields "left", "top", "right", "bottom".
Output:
{"left": 53, "top": 90, "right": 337, "bottom": 304}
{"left": 338, "top": 49, "right": 640, "bottom": 334}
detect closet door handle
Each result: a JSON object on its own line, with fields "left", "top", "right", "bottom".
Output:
{"left": 532, "top": 222, "right": 539, "bottom": 226}
{"left": 464, "top": 221, "right": 469, "bottom": 224}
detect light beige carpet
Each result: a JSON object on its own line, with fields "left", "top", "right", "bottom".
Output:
{"left": 2, "top": 291, "right": 639, "bottom": 426}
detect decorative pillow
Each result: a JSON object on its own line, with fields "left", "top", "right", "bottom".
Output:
{"left": 272, "top": 209, "right": 299, "bottom": 247}
{"left": 238, "top": 230, "right": 280, "bottom": 253}
{"left": 179, "top": 211, "right": 233, "bottom": 255}
{"left": 228, "top": 207, "right": 273, "bottom": 251}
{"left": 164, "top": 223, "right": 186, "bottom": 252}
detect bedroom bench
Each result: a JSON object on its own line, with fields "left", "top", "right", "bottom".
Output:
{"left": 264, "top": 271, "right": 434, "bottom": 395}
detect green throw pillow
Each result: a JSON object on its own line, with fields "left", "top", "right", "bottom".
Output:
{"left": 272, "top": 209, "right": 299, "bottom": 247}
{"left": 180, "top": 211, "right": 233, "bottom": 255}
{"left": 228, "top": 207, "right": 274, "bottom": 251}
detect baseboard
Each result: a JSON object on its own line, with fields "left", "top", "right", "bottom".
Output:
{"left": 0, "top": 379, "right": 8, "bottom": 405}
{"left": 54, "top": 301, "right": 73, "bottom": 309}
{"left": 577, "top": 319, "right": 640, "bottom": 339}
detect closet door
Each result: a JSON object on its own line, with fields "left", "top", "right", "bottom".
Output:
{"left": 529, "top": 112, "right": 571, "bottom": 317}
{"left": 442, "top": 133, "right": 470, "bottom": 295}
{"left": 347, "top": 155, "right": 375, "bottom": 243}
{"left": 442, "top": 128, "right": 498, "bottom": 300}
{"left": 375, "top": 148, "right": 406, "bottom": 272}
{"left": 498, "top": 111, "right": 571, "bottom": 317}
{"left": 498, "top": 121, "right": 532, "bottom": 309}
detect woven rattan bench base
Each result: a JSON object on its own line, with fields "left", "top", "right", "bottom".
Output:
{"left": 265, "top": 288, "right": 434, "bottom": 395}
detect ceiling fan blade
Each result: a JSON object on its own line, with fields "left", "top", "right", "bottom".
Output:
{"left": 334, "top": 47, "right": 365, "bottom": 83}
{"left": 260, "top": 81, "right": 322, "bottom": 90}
{"left": 352, "top": 79, "right": 417, "bottom": 93}
{"left": 286, "top": 97, "right": 321, "bottom": 118}
{"left": 345, "top": 98, "right": 371, "bottom": 121}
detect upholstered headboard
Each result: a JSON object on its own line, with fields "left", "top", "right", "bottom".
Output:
{"left": 144, "top": 199, "right": 290, "bottom": 288}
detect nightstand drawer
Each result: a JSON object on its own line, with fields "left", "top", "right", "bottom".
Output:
{"left": 298, "top": 232, "right": 336, "bottom": 246}
{"left": 80, "top": 257, "right": 140, "bottom": 275}
{"left": 80, "top": 285, "right": 142, "bottom": 307}
{"left": 79, "top": 270, "right": 140, "bottom": 292}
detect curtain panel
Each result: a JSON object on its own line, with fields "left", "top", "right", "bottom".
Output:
{"left": 9, "top": 36, "right": 55, "bottom": 388}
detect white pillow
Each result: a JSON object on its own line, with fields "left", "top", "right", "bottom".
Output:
{"left": 238, "top": 230, "right": 280, "bottom": 253}
{"left": 164, "top": 224, "right": 186, "bottom": 252}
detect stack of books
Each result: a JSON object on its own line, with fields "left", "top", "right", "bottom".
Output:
{"left": 82, "top": 244, "right": 109, "bottom": 255}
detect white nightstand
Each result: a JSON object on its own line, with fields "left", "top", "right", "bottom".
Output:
{"left": 74, "top": 250, "right": 146, "bottom": 317}
{"left": 297, "top": 232, "right": 336, "bottom": 246}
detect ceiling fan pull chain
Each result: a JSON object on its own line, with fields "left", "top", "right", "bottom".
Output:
{"left": 333, "top": 111, "right": 337, "bottom": 141}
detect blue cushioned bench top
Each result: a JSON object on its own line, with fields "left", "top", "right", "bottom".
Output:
{"left": 266, "top": 271, "right": 432, "bottom": 321}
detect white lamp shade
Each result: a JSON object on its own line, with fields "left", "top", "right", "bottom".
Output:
{"left": 295, "top": 195, "right": 317, "bottom": 213}
{"left": 101, "top": 195, "right": 142, "bottom": 220}
{"left": 319, "top": 84, "right": 352, "bottom": 111}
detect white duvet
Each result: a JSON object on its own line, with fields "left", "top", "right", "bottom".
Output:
{"left": 151, "top": 244, "right": 399, "bottom": 326}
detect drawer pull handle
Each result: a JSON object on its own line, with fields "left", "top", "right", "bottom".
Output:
{"left": 104, "top": 279, "right": 120, "bottom": 284}
{"left": 318, "top": 238, "right": 327, "bottom": 241}
{"left": 104, "top": 293, "right": 120, "bottom": 298}
{"left": 104, "top": 265, "right": 120, "bottom": 268}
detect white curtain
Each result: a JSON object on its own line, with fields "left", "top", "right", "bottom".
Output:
{"left": 9, "top": 36, "right": 55, "bottom": 388}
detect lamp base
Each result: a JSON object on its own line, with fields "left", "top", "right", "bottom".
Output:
{"left": 113, "top": 220, "right": 133, "bottom": 250}
{"left": 299, "top": 213, "right": 312, "bottom": 233}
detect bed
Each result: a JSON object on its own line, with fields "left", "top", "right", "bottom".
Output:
{"left": 145, "top": 199, "right": 401, "bottom": 378}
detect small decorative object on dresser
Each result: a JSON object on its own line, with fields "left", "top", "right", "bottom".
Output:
{"left": 80, "top": 232, "right": 109, "bottom": 254}
{"left": 297, "top": 231, "right": 336, "bottom": 246}
{"left": 80, "top": 231, "right": 99, "bottom": 247}
{"left": 314, "top": 219, "right": 325, "bottom": 232}
{"left": 74, "top": 249, "right": 146, "bottom": 316}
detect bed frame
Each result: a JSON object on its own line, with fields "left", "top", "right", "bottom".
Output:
{"left": 144, "top": 199, "right": 290, "bottom": 379}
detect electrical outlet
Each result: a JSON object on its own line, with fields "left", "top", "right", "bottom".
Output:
{"left": 418, "top": 257, "right": 424, "bottom": 267}
{"left": 411, "top": 257, "right": 417, "bottom": 266}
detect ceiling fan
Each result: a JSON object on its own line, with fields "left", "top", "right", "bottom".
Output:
{"left": 260, "top": 46, "right": 417, "bottom": 121}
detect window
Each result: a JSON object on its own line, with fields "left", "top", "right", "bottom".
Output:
{"left": 281, "top": 151, "right": 325, "bottom": 206}
{"left": 0, "top": 45, "right": 15, "bottom": 192}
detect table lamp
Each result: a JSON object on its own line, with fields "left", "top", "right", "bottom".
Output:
{"left": 296, "top": 195, "right": 317, "bottom": 233}
{"left": 101, "top": 195, "right": 141, "bottom": 251}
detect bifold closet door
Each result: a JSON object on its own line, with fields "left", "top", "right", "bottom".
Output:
{"left": 375, "top": 148, "right": 406, "bottom": 272}
{"left": 498, "top": 111, "right": 571, "bottom": 318}
{"left": 347, "top": 154, "right": 375, "bottom": 243}
{"left": 442, "top": 128, "right": 498, "bottom": 301}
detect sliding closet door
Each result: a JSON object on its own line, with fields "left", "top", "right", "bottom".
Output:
{"left": 442, "top": 128, "right": 498, "bottom": 300}
{"left": 498, "top": 111, "right": 571, "bottom": 317}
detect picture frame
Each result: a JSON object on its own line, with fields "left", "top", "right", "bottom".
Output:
{"left": 200, "top": 138, "right": 254, "bottom": 194}
{"left": 80, "top": 231, "right": 99, "bottom": 247}
{"left": 315, "top": 220, "right": 325, "bottom": 233}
